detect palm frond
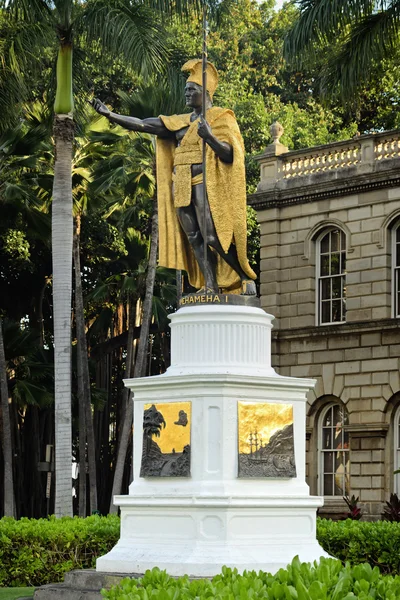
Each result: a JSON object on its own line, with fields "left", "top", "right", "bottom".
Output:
{"left": 284, "top": 0, "right": 375, "bottom": 62}
{"left": 319, "top": 7, "right": 400, "bottom": 102}
{"left": 81, "top": 0, "right": 168, "bottom": 78}
{"left": 117, "top": 67, "right": 187, "bottom": 117}
{"left": 0, "top": 0, "right": 53, "bottom": 25}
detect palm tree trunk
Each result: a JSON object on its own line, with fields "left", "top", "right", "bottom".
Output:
{"left": 108, "top": 307, "right": 135, "bottom": 514}
{"left": 109, "top": 200, "right": 159, "bottom": 511}
{"left": 0, "top": 318, "right": 15, "bottom": 517}
{"left": 52, "top": 114, "right": 74, "bottom": 518}
{"left": 73, "top": 215, "right": 98, "bottom": 515}
{"left": 135, "top": 201, "right": 158, "bottom": 379}
{"left": 74, "top": 222, "right": 87, "bottom": 516}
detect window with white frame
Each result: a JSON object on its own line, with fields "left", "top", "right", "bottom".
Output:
{"left": 392, "top": 224, "right": 400, "bottom": 317}
{"left": 317, "top": 229, "right": 346, "bottom": 325}
{"left": 395, "top": 406, "right": 400, "bottom": 495}
{"left": 319, "top": 404, "right": 350, "bottom": 496}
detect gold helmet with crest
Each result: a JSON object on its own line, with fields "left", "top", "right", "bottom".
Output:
{"left": 181, "top": 59, "right": 218, "bottom": 98}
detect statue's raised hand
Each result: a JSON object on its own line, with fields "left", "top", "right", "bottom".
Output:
{"left": 197, "top": 114, "right": 212, "bottom": 141}
{"left": 91, "top": 98, "right": 110, "bottom": 118}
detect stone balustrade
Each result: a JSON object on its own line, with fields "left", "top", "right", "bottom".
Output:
{"left": 252, "top": 124, "right": 400, "bottom": 203}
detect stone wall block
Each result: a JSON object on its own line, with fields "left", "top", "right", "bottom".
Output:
{"left": 360, "top": 489, "right": 383, "bottom": 502}
{"left": 372, "top": 255, "right": 390, "bottom": 269}
{"left": 361, "top": 463, "right": 383, "bottom": 475}
{"left": 260, "top": 220, "right": 280, "bottom": 235}
{"left": 347, "top": 308, "right": 373, "bottom": 321}
{"left": 345, "top": 373, "right": 371, "bottom": 386}
{"left": 318, "top": 350, "right": 344, "bottom": 364}
{"left": 372, "top": 450, "right": 385, "bottom": 462}
{"left": 371, "top": 306, "right": 391, "bottom": 321}
{"left": 361, "top": 268, "right": 387, "bottom": 283}
{"left": 333, "top": 374, "right": 344, "bottom": 398}
{"left": 351, "top": 451, "right": 372, "bottom": 462}
{"left": 347, "top": 257, "right": 372, "bottom": 271}
{"left": 372, "top": 346, "right": 389, "bottom": 359}
{"left": 350, "top": 463, "right": 361, "bottom": 475}
{"left": 290, "top": 316, "right": 315, "bottom": 328}
{"left": 361, "top": 358, "right": 398, "bottom": 372}
{"left": 361, "top": 438, "right": 385, "bottom": 451}
{"left": 346, "top": 298, "right": 361, "bottom": 311}
{"left": 361, "top": 294, "right": 389, "bottom": 308}
{"left": 382, "top": 331, "right": 400, "bottom": 345}
{"left": 389, "top": 344, "right": 400, "bottom": 357}
{"left": 344, "top": 348, "right": 371, "bottom": 361}
{"left": 371, "top": 399, "right": 387, "bottom": 411}
{"left": 360, "top": 410, "right": 384, "bottom": 423}
{"left": 361, "top": 385, "right": 382, "bottom": 398}
{"left": 371, "top": 476, "right": 385, "bottom": 489}
{"left": 348, "top": 206, "right": 372, "bottom": 221}
{"left": 351, "top": 476, "right": 372, "bottom": 488}
{"left": 336, "top": 361, "right": 360, "bottom": 375}
{"left": 383, "top": 384, "right": 394, "bottom": 401}
{"left": 389, "top": 370, "right": 400, "bottom": 394}
{"left": 348, "top": 398, "right": 371, "bottom": 412}
{"left": 322, "top": 363, "right": 335, "bottom": 395}
{"left": 361, "top": 332, "right": 381, "bottom": 346}
{"left": 361, "top": 217, "right": 386, "bottom": 232}
{"left": 347, "top": 283, "right": 372, "bottom": 297}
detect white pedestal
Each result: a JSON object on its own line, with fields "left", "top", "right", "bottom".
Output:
{"left": 97, "top": 305, "right": 329, "bottom": 576}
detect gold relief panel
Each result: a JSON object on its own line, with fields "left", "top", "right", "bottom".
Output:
{"left": 238, "top": 401, "right": 296, "bottom": 478}
{"left": 140, "top": 402, "right": 191, "bottom": 477}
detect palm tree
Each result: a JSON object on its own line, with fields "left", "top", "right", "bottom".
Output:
{"left": 284, "top": 0, "right": 400, "bottom": 104}
{"left": 0, "top": 317, "right": 14, "bottom": 517}
{"left": 2, "top": 0, "right": 225, "bottom": 517}
{"left": 0, "top": 0, "right": 168, "bottom": 517}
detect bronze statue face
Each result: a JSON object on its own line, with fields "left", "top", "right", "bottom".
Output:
{"left": 184, "top": 82, "right": 203, "bottom": 108}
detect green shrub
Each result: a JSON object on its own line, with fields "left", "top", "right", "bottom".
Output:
{"left": 101, "top": 558, "right": 400, "bottom": 600}
{"left": 1, "top": 516, "right": 400, "bottom": 589}
{"left": 0, "top": 514, "right": 120, "bottom": 587}
{"left": 317, "top": 518, "right": 400, "bottom": 574}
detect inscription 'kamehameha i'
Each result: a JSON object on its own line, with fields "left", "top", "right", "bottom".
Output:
{"left": 179, "top": 292, "right": 261, "bottom": 307}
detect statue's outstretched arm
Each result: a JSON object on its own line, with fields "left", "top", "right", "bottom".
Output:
{"left": 91, "top": 99, "right": 173, "bottom": 138}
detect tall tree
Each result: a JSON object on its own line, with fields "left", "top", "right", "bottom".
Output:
{"left": 0, "top": 318, "right": 14, "bottom": 517}
{"left": 0, "top": 0, "right": 167, "bottom": 516}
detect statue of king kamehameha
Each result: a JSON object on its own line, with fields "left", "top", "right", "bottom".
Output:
{"left": 92, "top": 59, "right": 256, "bottom": 296}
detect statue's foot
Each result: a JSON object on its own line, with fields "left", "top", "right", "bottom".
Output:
{"left": 241, "top": 279, "right": 257, "bottom": 296}
{"left": 196, "top": 286, "right": 219, "bottom": 295}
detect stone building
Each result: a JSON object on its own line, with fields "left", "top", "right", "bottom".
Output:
{"left": 249, "top": 124, "right": 400, "bottom": 519}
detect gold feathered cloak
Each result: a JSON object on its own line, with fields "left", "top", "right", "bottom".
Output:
{"left": 156, "top": 106, "right": 256, "bottom": 291}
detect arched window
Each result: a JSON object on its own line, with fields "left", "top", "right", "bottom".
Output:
{"left": 319, "top": 403, "right": 349, "bottom": 496}
{"left": 392, "top": 223, "right": 400, "bottom": 317}
{"left": 395, "top": 406, "right": 400, "bottom": 495}
{"left": 316, "top": 228, "right": 346, "bottom": 325}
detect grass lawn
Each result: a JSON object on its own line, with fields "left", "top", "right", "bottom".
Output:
{"left": 0, "top": 588, "right": 35, "bottom": 599}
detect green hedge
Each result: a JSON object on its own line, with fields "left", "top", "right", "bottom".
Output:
{"left": 102, "top": 559, "right": 400, "bottom": 600}
{"left": 0, "top": 515, "right": 119, "bottom": 587}
{"left": 1, "top": 516, "right": 400, "bottom": 588}
{"left": 317, "top": 519, "right": 400, "bottom": 574}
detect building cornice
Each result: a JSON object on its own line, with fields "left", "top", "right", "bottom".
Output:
{"left": 249, "top": 161, "right": 400, "bottom": 210}
{"left": 272, "top": 317, "right": 400, "bottom": 341}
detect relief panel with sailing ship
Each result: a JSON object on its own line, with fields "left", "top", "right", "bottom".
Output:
{"left": 238, "top": 401, "right": 296, "bottom": 478}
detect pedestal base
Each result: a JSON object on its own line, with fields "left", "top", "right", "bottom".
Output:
{"left": 97, "top": 495, "right": 329, "bottom": 576}
{"left": 97, "top": 306, "right": 329, "bottom": 577}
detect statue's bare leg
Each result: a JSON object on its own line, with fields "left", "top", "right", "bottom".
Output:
{"left": 192, "top": 184, "right": 256, "bottom": 295}
{"left": 176, "top": 201, "right": 219, "bottom": 293}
